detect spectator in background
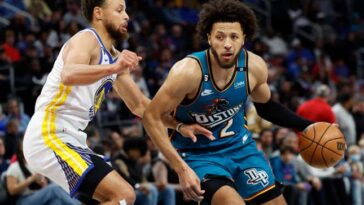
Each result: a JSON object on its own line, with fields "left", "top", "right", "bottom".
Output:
{"left": 4, "top": 0, "right": 26, "bottom": 11}
{"left": 23, "top": 0, "right": 52, "bottom": 20}
{"left": 62, "top": 0, "right": 88, "bottom": 28}
{"left": 145, "top": 138, "right": 177, "bottom": 205}
{"left": 84, "top": 125, "right": 101, "bottom": 150}
{"left": 3, "top": 119, "right": 20, "bottom": 160}
{"left": 0, "top": 138, "right": 9, "bottom": 175}
{"left": 2, "top": 30, "right": 21, "bottom": 63}
{"left": 153, "top": 47, "right": 175, "bottom": 91}
{"left": 333, "top": 59, "right": 351, "bottom": 80}
{"left": 347, "top": 145, "right": 363, "bottom": 205}
{"left": 297, "top": 84, "right": 336, "bottom": 123}
{"left": 246, "top": 101, "right": 272, "bottom": 135}
{"left": 0, "top": 45, "right": 10, "bottom": 66}
{"left": 169, "top": 24, "right": 187, "bottom": 58}
{"left": 311, "top": 54, "right": 334, "bottom": 84}
{"left": 132, "top": 65, "right": 151, "bottom": 98}
{"left": 270, "top": 146, "right": 309, "bottom": 205}
{"left": 0, "top": 105, "right": 7, "bottom": 137}
{"left": 259, "top": 128, "right": 274, "bottom": 158}
{"left": 352, "top": 95, "right": 364, "bottom": 142}
{"left": 333, "top": 92, "right": 356, "bottom": 146}
{"left": 6, "top": 137, "right": 80, "bottom": 205}
{"left": 109, "top": 131, "right": 125, "bottom": 158}
{"left": 261, "top": 29, "right": 288, "bottom": 57}
{"left": 112, "top": 137, "right": 158, "bottom": 205}
{"left": 4, "top": 98, "right": 30, "bottom": 134}
{"left": 271, "top": 131, "right": 300, "bottom": 158}
{"left": 272, "top": 127, "right": 289, "bottom": 151}
{"left": 286, "top": 38, "right": 315, "bottom": 68}
{"left": 279, "top": 131, "right": 322, "bottom": 204}
{"left": 46, "top": 20, "right": 71, "bottom": 49}
{"left": 280, "top": 131, "right": 299, "bottom": 153}
{"left": 0, "top": 46, "right": 11, "bottom": 102}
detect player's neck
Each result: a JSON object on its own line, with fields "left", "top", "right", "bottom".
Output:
{"left": 92, "top": 24, "right": 115, "bottom": 53}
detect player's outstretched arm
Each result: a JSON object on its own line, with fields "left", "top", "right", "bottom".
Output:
{"left": 143, "top": 58, "right": 206, "bottom": 202}
{"left": 248, "top": 52, "right": 313, "bottom": 131}
{"left": 61, "top": 32, "right": 138, "bottom": 85}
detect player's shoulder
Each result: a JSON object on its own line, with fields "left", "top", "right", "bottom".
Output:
{"left": 166, "top": 57, "right": 202, "bottom": 90}
{"left": 170, "top": 57, "right": 202, "bottom": 77}
{"left": 246, "top": 50, "right": 268, "bottom": 77}
{"left": 67, "top": 29, "right": 100, "bottom": 49}
{"left": 247, "top": 51, "right": 267, "bottom": 70}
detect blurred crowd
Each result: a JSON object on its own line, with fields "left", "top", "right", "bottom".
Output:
{"left": 0, "top": 0, "right": 363, "bottom": 205}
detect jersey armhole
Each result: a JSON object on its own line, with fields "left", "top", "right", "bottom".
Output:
{"left": 244, "top": 50, "right": 251, "bottom": 96}
{"left": 78, "top": 29, "right": 104, "bottom": 65}
{"left": 179, "top": 56, "right": 203, "bottom": 106}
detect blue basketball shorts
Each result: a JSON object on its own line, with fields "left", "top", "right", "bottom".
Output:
{"left": 179, "top": 134, "right": 276, "bottom": 201}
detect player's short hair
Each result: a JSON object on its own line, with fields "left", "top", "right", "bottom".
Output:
{"left": 81, "top": 0, "right": 107, "bottom": 22}
{"left": 196, "top": 0, "right": 257, "bottom": 42}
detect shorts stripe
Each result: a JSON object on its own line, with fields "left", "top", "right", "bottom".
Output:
{"left": 41, "top": 84, "right": 89, "bottom": 177}
{"left": 54, "top": 143, "right": 94, "bottom": 195}
{"left": 244, "top": 184, "right": 276, "bottom": 201}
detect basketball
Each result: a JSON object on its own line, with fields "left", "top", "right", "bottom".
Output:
{"left": 299, "top": 122, "right": 346, "bottom": 168}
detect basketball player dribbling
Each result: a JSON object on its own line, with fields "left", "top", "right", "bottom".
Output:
{"left": 143, "top": 0, "right": 319, "bottom": 205}
{"left": 23, "top": 0, "right": 147, "bottom": 204}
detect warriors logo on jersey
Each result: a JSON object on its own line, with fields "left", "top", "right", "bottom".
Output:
{"left": 89, "top": 79, "right": 113, "bottom": 120}
{"left": 188, "top": 98, "right": 243, "bottom": 128}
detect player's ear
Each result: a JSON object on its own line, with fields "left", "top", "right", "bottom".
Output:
{"left": 94, "top": 6, "right": 103, "bottom": 21}
{"left": 207, "top": 34, "right": 211, "bottom": 45}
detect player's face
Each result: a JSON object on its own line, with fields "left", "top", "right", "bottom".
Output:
{"left": 208, "top": 22, "right": 245, "bottom": 69}
{"left": 102, "top": 0, "right": 129, "bottom": 41}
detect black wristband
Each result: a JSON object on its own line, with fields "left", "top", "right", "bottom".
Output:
{"left": 254, "top": 99, "right": 313, "bottom": 131}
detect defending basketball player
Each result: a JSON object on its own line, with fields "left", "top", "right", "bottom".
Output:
{"left": 142, "top": 0, "right": 324, "bottom": 205}
{"left": 23, "top": 0, "right": 145, "bottom": 204}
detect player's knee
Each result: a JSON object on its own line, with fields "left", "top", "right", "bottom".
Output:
{"left": 110, "top": 186, "right": 135, "bottom": 205}
{"left": 124, "top": 190, "right": 136, "bottom": 205}
{"left": 100, "top": 182, "right": 135, "bottom": 204}
{"left": 109, "top": 195, "right": 135, "bottom": 205}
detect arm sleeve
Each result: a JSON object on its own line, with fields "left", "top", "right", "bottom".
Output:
{"left": 253, "top": 99, "right": 314, "bottom": 132}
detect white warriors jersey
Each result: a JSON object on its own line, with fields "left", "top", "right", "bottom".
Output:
{"left": 34, "top": 28, "right": 117, "bottom": 130}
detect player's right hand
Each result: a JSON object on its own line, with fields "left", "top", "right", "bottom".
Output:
{"left": 177, "top": 166, "right": 205, "bottom": 202}
{"left": 179, "top": 123, "right": 215, "bottom": 142}
{"left": 114, "top": 49, "right": 142, "bottom": 74}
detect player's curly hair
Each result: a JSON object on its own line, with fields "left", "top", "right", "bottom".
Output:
{"left": 196, "top": 0, "right": 258, "bottom": 42}
{"left": 81, "top": 0, "right": 107, "bottom": 22}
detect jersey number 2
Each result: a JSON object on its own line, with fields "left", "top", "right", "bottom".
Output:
{"left": 220, "top": 119, "right": 235, "bottom": 138}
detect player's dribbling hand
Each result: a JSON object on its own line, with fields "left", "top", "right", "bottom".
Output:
{"left": 179, "top": 123, "right": 215, "bottom": 142}
{"left": 177, "top": 166, "right": 205, "bottom": 202}
{"left": 114, "top": 49, "right": 142, "bottom": 74}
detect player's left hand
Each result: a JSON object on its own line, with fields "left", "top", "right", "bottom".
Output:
{"left": 177, "top": 165, "right": 205, "bottom": 202}
{"left": 178, "top": 124, "right": 215, "bottom": 142}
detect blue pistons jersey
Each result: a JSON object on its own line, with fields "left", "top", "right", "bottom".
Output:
{"left": 172, "top": 49, "right": 252, "bottom": 151}
{"left": 171, "top": 49, "right": 278, "bottom": 201}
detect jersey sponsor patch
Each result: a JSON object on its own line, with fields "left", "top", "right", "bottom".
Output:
{"left": 234, "top": 81, "right": 245, "bottom": 89}
{"left": 244, "top": 168, "right": 269, "bottom": 187}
